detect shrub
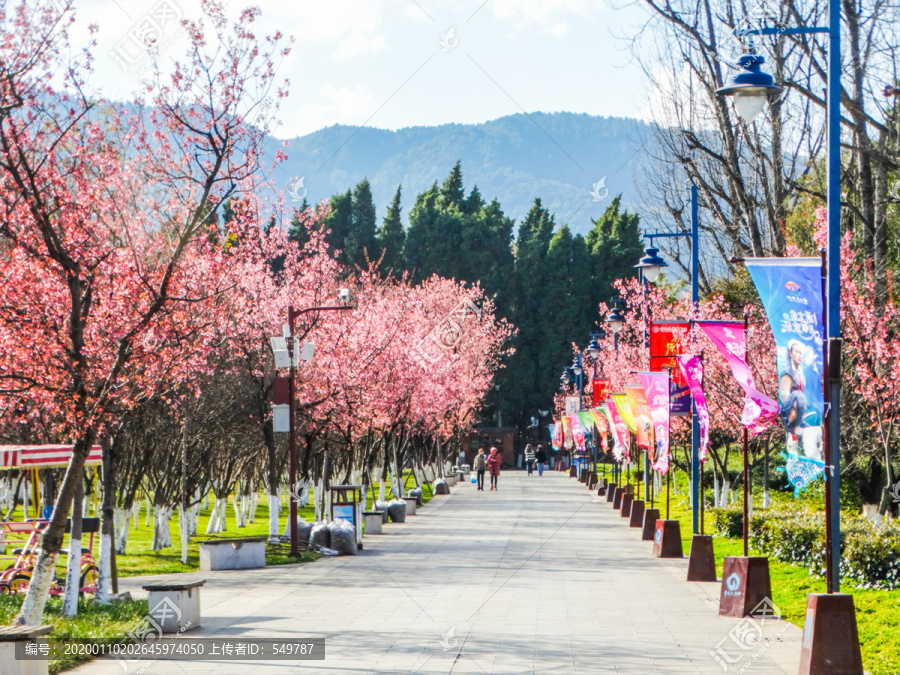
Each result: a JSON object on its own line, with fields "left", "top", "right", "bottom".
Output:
{"left": 711, "top": 508, "right": 743, "bottom": 538}
{"left": 748, "top": 508, "right": 900, "bottom": 590}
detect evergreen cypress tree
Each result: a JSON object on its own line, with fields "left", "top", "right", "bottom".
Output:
{"left": 585, "top": 195, "right": 643, "bottom": 308}
{"left": 376, "top": 185, "right": 405, "bottom": 276}
{"left": 439, "top": 160, "right": 465, "bottom": 206}
{"left": 346, "top": 178, "right": 377, "bottom": 269}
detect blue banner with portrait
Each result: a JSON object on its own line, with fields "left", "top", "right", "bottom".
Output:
{"left": 744, "top": 258, "right": 825, "bottom": 485}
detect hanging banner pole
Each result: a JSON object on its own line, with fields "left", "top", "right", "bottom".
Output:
{"left": 821, "top": 249, "right": 834, "bottom": 594}
{"left": 742, "top": 313, "right": 750, "bottom": 557}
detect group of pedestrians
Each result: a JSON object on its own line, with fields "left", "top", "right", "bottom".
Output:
{"left": 472, "top": 446, "right": 502, "bottom": 490}
{"left": 471, "top": 443, "right": 549, "bottom": 492}
{"left": 524, "top": 444, "right": 548, "bottom": 476}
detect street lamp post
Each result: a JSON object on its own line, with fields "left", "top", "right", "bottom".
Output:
{"left": 715, "top": 10, "right": 863, "bottom": 670}
{"left": 281, "top": 296, "right": 353, "bottom": 557}
{"left": 715, "top": 9, "right": 842, "bottom": 594}
{"left": 636, "top": 185, "right": 701, "bottom": 534}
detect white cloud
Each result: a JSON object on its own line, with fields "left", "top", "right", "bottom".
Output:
{"left": 334, "top": 32, "right": 387, "bottom": 60}
{"left": 492, "top": 0, "right": 589, "bottom": 28}
{"left": 544, "top": 23, "right": 570, "bottom": 38}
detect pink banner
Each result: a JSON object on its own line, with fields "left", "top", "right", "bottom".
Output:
{"left": 699, "top": 322, "right": 779, "bottom": 433}
{"left": 605, "top": 399, "right": 630, "bottom": 463}
{"left": 676, "top": 354, "right": 711, "bottom": 462}
{"left": 639, "top": 372, "right": 671, "bottom": 474}
{"left": 569, "top": 414, "right": 586, "bottom": 451}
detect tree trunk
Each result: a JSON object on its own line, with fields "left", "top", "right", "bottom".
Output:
{"left": 62, "top": 475, "right": 84, "bottom": 617}
{"left": 96, "top": 437, "right": 116, "bottom": 605}
{"left": 16, "top": 435, "right": 94, "bottom": 625}
{"left": 152, "top": 505, "right": 173, "bottom": 550}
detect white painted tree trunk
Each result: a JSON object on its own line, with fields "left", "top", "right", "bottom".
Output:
{"left": 144, "top": 496, "right": 151, "bottom": 526}
{"left": 114, "top": 508, "right": 130, "bottom": 555}
{"left": 131, "top": 501, "right": 141, "bottom": 529}
{"left": 152, "top": 506, "right": 173, "bottom": 550}
{"left": 748, "top": 493, "right": 754, "bottom": 522}
{"left": 62, "top": 537, "right": 81, "bottom": 616}
{"left": 268, "top": 494, "right": 280, "bottom": 543}
{"left": 203, "top": 489, "right": 210, "bottom": 510}
{"left": 95, "top": 532, "right": 111, "bottom": 605}
{"left": 248, "top": 491, "right": 258, "bottom": 523}
{"left": 206, "top": 497, "right": 228, "bottom": 534}
{"left": 721, "top": 478, "right": 731, "bottom": 508}
{"left": 713, "top": 473, "right": 720, "bottom": 508}
{"left": 15, "top": 550, "right": 58, "bottom": 624}
{"left": 313, "top": 483, "right": 322, "bottom": 522}
{"left": 233, "top": 495, "right": 246, "bottom": 529}
{"left": 377, "top": 480, "right": 385, "bottom": 504}
{"left": 178, "top": 505, "right": 195, "bottom": 564}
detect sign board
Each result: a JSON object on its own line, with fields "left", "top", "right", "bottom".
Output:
{"left": 272, "top": 404, "right": 289, "bottom": 432}
{"left": 565, "top": 396, "right": 581, "bottom": 415}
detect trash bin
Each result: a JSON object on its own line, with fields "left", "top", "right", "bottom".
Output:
{"left": 330, "top": 485, "right": 363, "bottom": 548}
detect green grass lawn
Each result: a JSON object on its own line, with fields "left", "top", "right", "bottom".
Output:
{"left": 596, "top": 463, "right": 900, "bottom": 675}
{"left": 2, "top": 471, "right": 434, "bottom": 579}
{"left": 0, "top": 595, "right": 150, "bottom": 674}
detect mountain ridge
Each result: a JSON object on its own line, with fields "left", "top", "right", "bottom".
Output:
{"left": 271, "top": 111, "right": 654, "bottom": 234}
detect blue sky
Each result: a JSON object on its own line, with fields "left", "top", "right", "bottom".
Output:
{"left": 74, "top": 0, "right": 651, "bottom": 137}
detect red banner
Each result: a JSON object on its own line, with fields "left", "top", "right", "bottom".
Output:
{"left": 649, "top": 321, "right": 692, "bottom": 416}
{"left": 592, "top": 378, "right": 609, "bottom": 407}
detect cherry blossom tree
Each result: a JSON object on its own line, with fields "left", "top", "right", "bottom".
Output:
{"left": 0, "top": 1, "right": 291, "bottom": 624}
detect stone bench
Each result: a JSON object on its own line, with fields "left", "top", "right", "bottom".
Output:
{"left": 141, "top": 579, "right": 205, "bottom": 633}
{"left": 363, "top": 511, "right": 383, "bottom": 535}
{"left": 198, "top": 538, "right": 266, "bottom": 571}
{"left": 0, "top": 625, "right": 53, "bottom": 675}
{"left": 402, "top": 497, "right": 417, "bottom": 516}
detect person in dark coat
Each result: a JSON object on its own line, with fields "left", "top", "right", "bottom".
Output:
{"left": 488, "top": 446, "right": 502, "bottom": 490}
{"left": 535, "top": 445, "right": 548, "bottom": 476}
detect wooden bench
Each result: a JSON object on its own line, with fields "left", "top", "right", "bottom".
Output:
{"left": 141, "top": 579, "right": 205, "bottom": 633}
{"left": 0, "top": 624, "right": 53, "bottom": 675}
{"left": 198, "top": 537, "right": 266, "bottom": 571}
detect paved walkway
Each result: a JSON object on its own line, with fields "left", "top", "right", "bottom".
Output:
{"left": 72, "top": 471, "right": 802, "bottom": 674}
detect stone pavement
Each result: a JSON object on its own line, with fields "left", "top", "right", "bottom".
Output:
{"left": 72, "top": 470, "right": 802, "bottom": 674}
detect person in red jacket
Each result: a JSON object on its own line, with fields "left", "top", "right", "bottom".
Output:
{"left": 487, "top": 446, "right": 502, "bottom": 490}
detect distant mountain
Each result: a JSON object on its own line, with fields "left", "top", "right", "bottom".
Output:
{"left": 271, "top": 112, "right": 655, "bottom": 235}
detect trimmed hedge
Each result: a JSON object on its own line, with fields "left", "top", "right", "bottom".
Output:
{"left": 736, "top": 507, "right": 900, "bottom": 590}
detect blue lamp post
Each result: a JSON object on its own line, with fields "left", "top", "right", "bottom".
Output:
{"left": 636, "top": 185, "right": 701, "bottom": 534}
{"left": 716, "top": 9, "right": 863, "bottom": 670}
{"left": 716, "top": 16, "right": 842, "bottom": 596}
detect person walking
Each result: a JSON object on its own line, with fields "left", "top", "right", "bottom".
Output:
{"left": 473, "top": 448, "right": 487, "bottom": 491}
{"left": 535, "top": 445, "right": 548, "bottom": 476}
{"left": 524, "top": 444, "right": 535, "bottom": 475}
{"left": 488, "top": 446, "right": 502, "bottom": 490}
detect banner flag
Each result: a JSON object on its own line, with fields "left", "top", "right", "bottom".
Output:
{"left": 699, "top": 321, "right": 779, "bottom": 433}
{"left": 744, "top": 258, "right": 825, "bottom": 469}
{"left": 639, "top": 371, "right": 671, "bottom": 473}
{"left": 676, "top": 354, "right": 710, "bottom": 462}
{"left": 561, "top": 416, "right": 574, "bottom": 449}
{"left": 550, "top": 423, "right": 562, "bottom": 452}
{"left": 578, "top": 411, "right": 595, "bottom": 433}
{"left": 569, "top": 414, "right": 586, "bottom": 451}
{"left": 777, "top": 451, "right": 827, "bottom": 497}
{"left": 605, "top": 399, "right": 630, "bottom": 462}
{"left": 612, "top": 393, "right": 637, "bottom": 434}
{"left": 590, "top": 407, "right": 609, "bottom": 450}
{"left": 650, "top": 321, "right": 692, "bottom": 416}
{"left": 625, "top": 385, "right": 653, "bottom": 452}
{"left": 592, "top": 378, "right": 610, "bottom": 407}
